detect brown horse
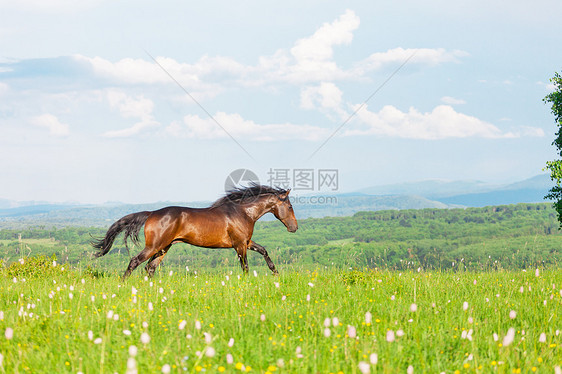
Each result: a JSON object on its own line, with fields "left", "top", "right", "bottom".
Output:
{"left": 92, "top": 185, "right": 298, "bottom": 279}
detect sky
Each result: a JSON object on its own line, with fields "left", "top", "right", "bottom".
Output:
{"left": 0, "top": 0, "right": 561, "bottom": 204}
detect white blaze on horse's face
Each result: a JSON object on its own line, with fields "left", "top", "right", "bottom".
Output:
{"left": 273, "top": 189, "right": 298, "bottom": 233}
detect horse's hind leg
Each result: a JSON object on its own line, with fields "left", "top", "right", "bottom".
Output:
{"left": 249, "top": 241, "right": 278, "bottom": 275}
{"left": 123, "top": 247, "right": 157, "bottom": 280}
{"left": 144, "top": 245, "right": 171, "bottom": 277}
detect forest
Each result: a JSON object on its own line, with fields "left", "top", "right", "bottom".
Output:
{"left": 0, "top": 202, "right": 560, "bottom": 272}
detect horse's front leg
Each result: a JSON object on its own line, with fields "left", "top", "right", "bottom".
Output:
{"left": 235, "top": 245, "right": 249, "bottom": 274}
{"left": 249, "top": 240, "right": 278, "bottom": 275}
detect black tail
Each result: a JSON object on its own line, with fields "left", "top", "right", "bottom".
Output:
{"left": 92, "top": 211, "right": 152, "bottom": 258}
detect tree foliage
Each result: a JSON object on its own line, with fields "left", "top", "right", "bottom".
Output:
{"left": 1, "top": 203, "right": 560, "bottom": 272}
{"left": 544, "top": 71, "right": 562, "bottom": 225}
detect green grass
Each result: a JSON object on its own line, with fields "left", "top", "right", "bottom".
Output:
{"left": 0, "top": 264, "right": 561, "bottom": 373}
{"left": 0, "top": 238, "right": 58, "bottom": 246}
{"left": 327, "top": 238, "right": 354, "bottom": 245}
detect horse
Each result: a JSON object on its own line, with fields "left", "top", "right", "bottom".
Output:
{"left": 92, "top": 184, "right": 298, "bottom": 279}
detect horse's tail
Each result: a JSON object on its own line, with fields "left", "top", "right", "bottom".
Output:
{"left": 91, "top": 211, "right": 152, "bottom": 258}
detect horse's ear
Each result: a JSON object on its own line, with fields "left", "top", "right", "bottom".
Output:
{"left": 279, "top": 189, "right": 291, "bottom": 200}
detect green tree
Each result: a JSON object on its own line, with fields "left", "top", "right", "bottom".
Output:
{"left": 544, "top": 71, "right": 562, "bottom": 226}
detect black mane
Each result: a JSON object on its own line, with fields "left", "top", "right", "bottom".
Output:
{"left": 212, "top": 184, "right": 288, "bottom": 207}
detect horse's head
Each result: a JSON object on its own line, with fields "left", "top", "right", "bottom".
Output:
{"left": 272, "top": 189, "right": 298, "bottom": 233}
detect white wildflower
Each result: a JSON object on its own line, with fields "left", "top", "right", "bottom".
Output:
{"left": 502, "top": 328, "right": 515, "bottom": 347}
{"left": 205, "top": 347, "right": 216, "bottom": 358}
{"left": 358, "top": 361, "right": 370, "bottom": 374}
{"left": 386, "top": 330, "right": 395, "bottom": 342}
{"left": 347, "top": 325, "right": 357, "bottom": 339}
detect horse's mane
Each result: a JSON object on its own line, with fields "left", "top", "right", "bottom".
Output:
{"left": 212, "top": 183, "right": 288, "bottom": 207}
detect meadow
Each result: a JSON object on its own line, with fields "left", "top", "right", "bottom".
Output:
{"left": 0, "top": 259, "right": 561, "bottom": 373}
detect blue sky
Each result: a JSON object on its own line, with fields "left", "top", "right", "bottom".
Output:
{"left": 0, "top": 0, "right": 560, "bottom": 204}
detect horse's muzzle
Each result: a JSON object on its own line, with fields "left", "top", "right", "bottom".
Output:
{"left": 287, "top": 225, "right": 298, "bottom": 233}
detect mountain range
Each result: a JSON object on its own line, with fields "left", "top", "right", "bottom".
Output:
{"left": 0, "top": 174, "right": 553, "bottom": 228}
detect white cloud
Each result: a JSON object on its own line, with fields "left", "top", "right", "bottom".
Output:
{"left": 518, "top": 126, "right": 545, "bottom": 137}
{"left": 345, "top": 104, "right": 522, "bottom": 139}
{"left": 0, "top": 0, "right": 105, "bottom": 12}
{"left": 75, "top": 10, "right": 465, "bottom": 89}
{"left": 537, "top": 81, "right": 556, "bottom": 92}
{"left": 30, "top": 113, "right": 70, "bottom": 137}
{"left": 291, "top": 9, "right": 359, "bottom": 62}
{"left": 106, "top": 90, "right": 153, "bottom": 120}
{"left": 103, "top": 121, "right": 158, "bottom": 138}
{"left": 353, "top": 48, "right": 469, "bottom": 75}
{"left": 76, "top": 55, "right": 187, "bottom": 85}
{"left": 166, "top": 112, "right": 330, "bottom": 141}
{"left": 0, "top": 82, "right": 8, "bottom": 95}
{"left": 441, "top": 96, "right": 466, "bottom": 105}
{"left": 285, "top": 9, "right": 359, "bottom": 82}
{"left": 300, "top": 82, "right": 343, "bottom": 110}
{"left": 103, "top": 90, "right": 159, "bottom": 137}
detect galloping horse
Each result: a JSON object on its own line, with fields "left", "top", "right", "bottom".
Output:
{"left": 92, "top": 185, "right": 298, "bottom": 279}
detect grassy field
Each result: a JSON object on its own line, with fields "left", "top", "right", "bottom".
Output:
{"left": 0, "top": 260, "right": 561, "bottom": 373}
{"left": 0, "top": 238, "right": 58, "bottom": 246}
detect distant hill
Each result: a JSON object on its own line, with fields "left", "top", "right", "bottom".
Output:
{"left": 359, "top": 174, "right": 551, "bottom": 207}
{"left": 435, "top": 174, "right": 551, "bottom": 207}
{"left": 0, "top": 195, "right": 451, "bottom": 229}
{"left": 358, "top": 179, "right": 494, "bottom": 198}
{"left": 0, "top": 174, "right": 553, "bottom": 228}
